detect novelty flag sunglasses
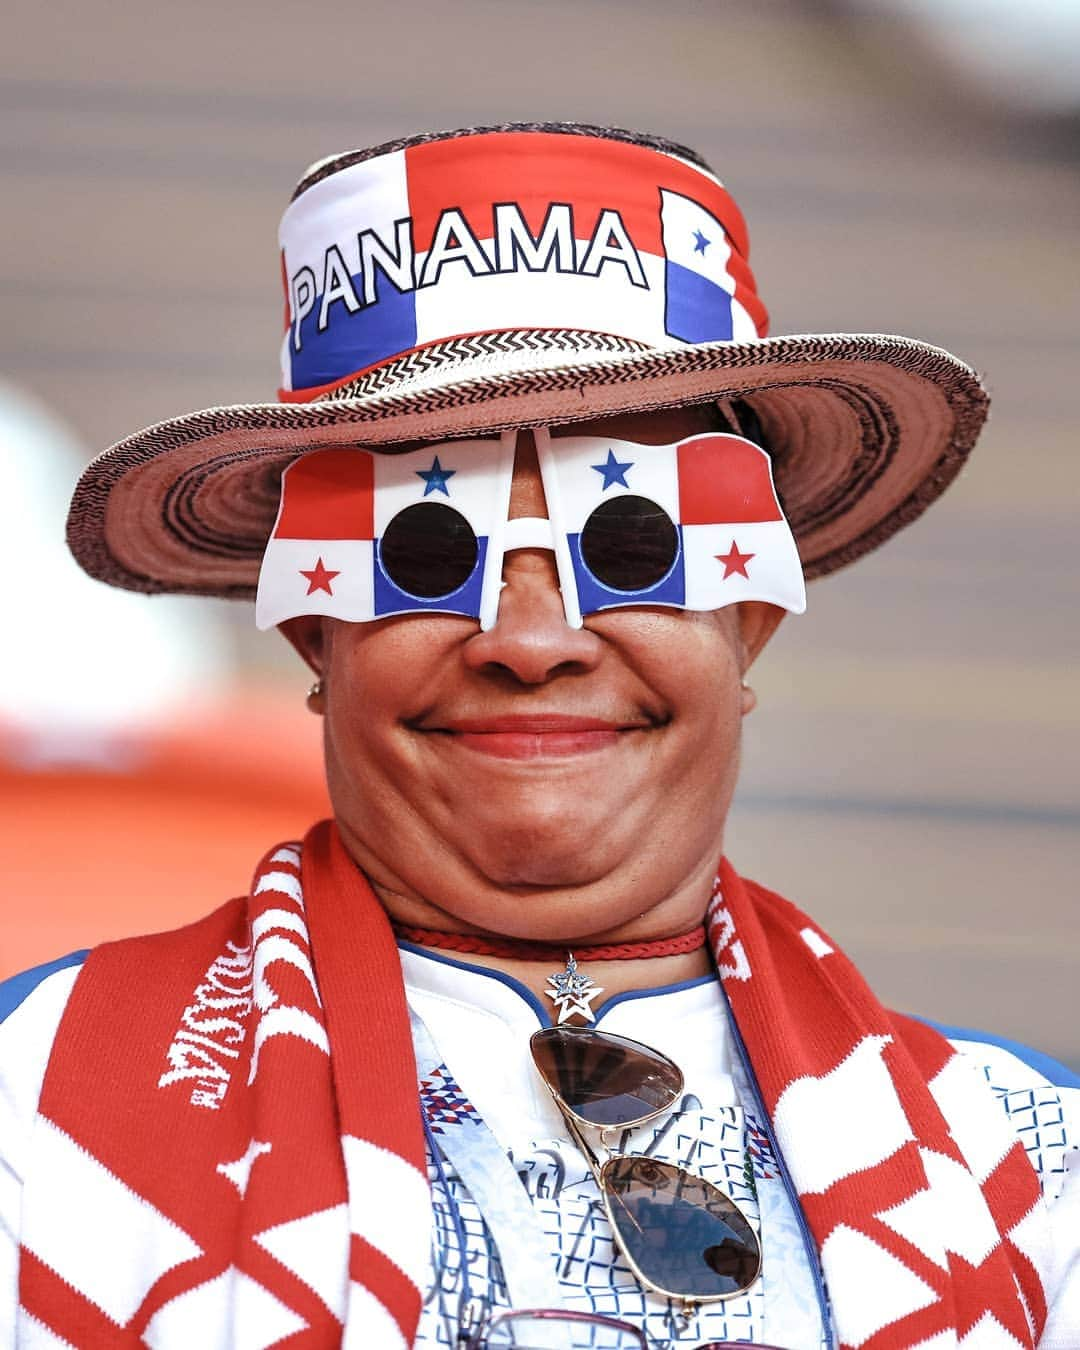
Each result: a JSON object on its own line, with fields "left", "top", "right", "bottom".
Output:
{"left": 255, "top": 428, "right": 805, "bottom": 630}
{"left": 528, "top": 1025, "right": 762, "bottom": 1308}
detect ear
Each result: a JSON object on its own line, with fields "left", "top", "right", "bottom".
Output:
{"left": 277, "top": 616, "right": 327, "bottom": 676}
{"left": 736, "top": 601, "right": 785, "bottom": 671}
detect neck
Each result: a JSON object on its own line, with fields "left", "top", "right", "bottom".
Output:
{"left": 390, "top": 921, "right": 716, "bottom": 1010}
{"left": 354, "top": 841, "right": 724, "bottom": 1012}
{"left": 460, "top": 947, "right": 717, "bottom": 1010}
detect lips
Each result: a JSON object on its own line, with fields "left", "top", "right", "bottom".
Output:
{"left": 424, "top": 714, "right": 651, "bottom": 760}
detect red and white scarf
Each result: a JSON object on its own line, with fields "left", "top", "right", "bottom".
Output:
{"left": 19, "top": 822, "right": 1048, "bottom": 1348}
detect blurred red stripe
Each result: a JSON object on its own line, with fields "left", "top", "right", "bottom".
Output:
{"left": 0, "top": 685, "right": 331, "bottom": 980}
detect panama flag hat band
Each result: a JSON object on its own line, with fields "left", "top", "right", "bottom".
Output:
{"left": 66, "top": 122, "right": 988, "bottom": 599}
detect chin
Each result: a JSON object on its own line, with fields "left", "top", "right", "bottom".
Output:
{"left": 476, "top": 843, "right": 612, "bottom": 892}
{"left": 464, "top": 818, "right": 619, "bottom": 892}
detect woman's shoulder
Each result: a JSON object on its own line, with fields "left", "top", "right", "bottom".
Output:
{"left": 0, "top": 951, "right": 89, "bottom": 1115}
{"left": 908, "top": 1015, "right": 1080, "bottom": 1223}
{"left": 920, "top": 1016, "right": 1080, "bottom": 1094}
{"left": 0, "top": 896, "right": 250, "bottom": 1180}
{"left": 0, "top": 950, "right": 89, "bottom": 1033}
{"left": 917, "top": 1022, "right": 1080, "bottom": 1340}
{"left": 0, "top": 897, "right": 252, "bottom": 1127}
{"left": 0, "top": 951, "right": 90, "bottom": 1221}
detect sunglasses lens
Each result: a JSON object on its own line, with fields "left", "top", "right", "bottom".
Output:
{"left": 602, "top": 1158, "right": 760, "bottom": 1299}
{"left": 379, "top": 502, "right": 479, "bottom": 598}
{"left": 580, "top": 495, "right": 678, "bottom": 592}
{"left": 530, "top": 1028, "right": 682, "bottom": 1128}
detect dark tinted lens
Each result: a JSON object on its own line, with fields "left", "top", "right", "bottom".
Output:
{"left": 379, "top": 502, "right": 478, "bottom": 598}
{"left": 530, "top": 1028, "right": 682, "bottom": 1128}
{"left": 580, "top": 495, "right": 677, "bottom": 592}
{"left": 601, "top": 1158, "right": 760, "bottom": 1299}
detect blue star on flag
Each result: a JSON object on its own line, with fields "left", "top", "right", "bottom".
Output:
{"left": 692, "top": 229, "right": 710, "bottom": 255}
{"left": 591, "top": 448, "right": 634, "bottom": 490}
{"left": 416, "top": 455, "right": 456, "bottom": 496}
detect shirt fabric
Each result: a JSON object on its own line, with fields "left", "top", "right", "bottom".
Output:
{"left": 2, "top": 948, "right": 1079, "bottom": 1347}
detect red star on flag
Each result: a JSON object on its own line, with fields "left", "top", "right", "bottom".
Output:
{"left": 299, "top": 557, "right": 340, "bottom": 595}
{"left": 717, "top": 540, "right": 754, "bottom": 579}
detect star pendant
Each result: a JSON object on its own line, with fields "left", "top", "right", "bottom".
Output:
{"left": 545, "top": 954, "right": 605, "bottom": 1025}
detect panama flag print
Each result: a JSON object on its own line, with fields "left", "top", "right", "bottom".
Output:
{"left": 677, "top": 434, "right": 806, "bottom": 614}
{"left": 539, "top": 431, "right": 806, "bottom": 618}
{"left": 255, "top": 438, "right": 514, "bottom": 629}
{"left": 661, "top": 189, "right": 740, "bottom": 343}
{"left": 278, "top": 132, "right": 766, "bottom": 399}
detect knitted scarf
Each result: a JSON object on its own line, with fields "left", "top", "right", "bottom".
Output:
{"left": 18, "top": 821, "right": 1048, "bottom": 1348}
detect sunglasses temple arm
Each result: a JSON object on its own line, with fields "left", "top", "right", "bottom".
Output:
{"left": 543, "top": 1092, "right": 659, "bottom": 1255}
{"left": 545, "top": 1089, "right": 606, "bottom": 1183}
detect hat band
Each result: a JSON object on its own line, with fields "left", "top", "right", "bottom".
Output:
{"left": 277, "top": 131, "right": 768, "bottom": 402}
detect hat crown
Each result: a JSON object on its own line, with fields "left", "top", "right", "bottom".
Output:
{"left": 67, "top": 122, "right": 986, "bottom": 605}
{"left": 277, "top": 124, "right": 768, "bottom": 405}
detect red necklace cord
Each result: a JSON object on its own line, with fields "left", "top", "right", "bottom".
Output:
{"left": 389, "top": 922, "right": 708, "bottom": 962}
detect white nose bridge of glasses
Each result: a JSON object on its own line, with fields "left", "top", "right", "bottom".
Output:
{"left": 502, "top": 515, "right": 557, "bottom": 554}
{"left": 478, "top": 427, "right": 572, "bottom": 631}
{"left": 488, "top": 512, "right": 580, "bottom": 631}
{"left": 480, "top": 426, "right": 586, "bottom": 631}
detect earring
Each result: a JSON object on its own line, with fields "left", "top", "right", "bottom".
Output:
{"left": 306, "top": 679, "right": 324, "bottom": 714}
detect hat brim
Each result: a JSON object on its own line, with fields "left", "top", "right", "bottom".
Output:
{"left": 67, "top": 331, "right": 987, "bottom": 598}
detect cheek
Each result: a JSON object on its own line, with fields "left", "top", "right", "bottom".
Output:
{"left": 654, "top": 632, "right": 746, "bottom": 852}
{"left": 674, "top": 664, "right": 744, "bottom": 791}
{"left": 647, "top": 614, "right": 746, "bottom": 783}
{"left": 324, "top": 618, "right": 462, "bottom": 703}
{"left": 321, "top": 625, "right": 423, "bottom": 762}
{"left": 601, "top": 608, "right": 743, "bottom": 714}
{"left": 319, "top": 629, "right": 442, "bottom": 839}
{"left": 319, "top": 616, "right": 473, "bottom": 774}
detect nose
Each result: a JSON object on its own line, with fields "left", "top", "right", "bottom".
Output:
{"left": 464, "top": 428, "right": 604, "bottom": 684}
{"left": 462, "top": 548, "right": 604, "bottom": 684}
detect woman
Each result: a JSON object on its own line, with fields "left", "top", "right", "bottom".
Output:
{"left": 2, "top": 123, "right": 1077, "bottom": 1349}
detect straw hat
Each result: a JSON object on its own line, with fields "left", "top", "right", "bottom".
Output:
{"left": 66, "top": 122, "right": 987, "bottom": 598}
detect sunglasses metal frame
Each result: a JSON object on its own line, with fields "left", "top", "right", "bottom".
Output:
{"left": 466, "top": 1306, "right": 792, "bottom": 1349}
{"left": 529, "top": 1027, "right": 763, "bottom": 1309}
{"left": 465, "top": 1306, "right": 648, "bottom": 1348}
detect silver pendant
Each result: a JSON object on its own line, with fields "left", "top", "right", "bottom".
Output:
{"left": 545, "top": 953, "right": 604, "bottom": 1025}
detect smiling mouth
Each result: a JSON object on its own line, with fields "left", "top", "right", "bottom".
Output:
{"left": 418, "top": 714, "right": 660, "bottom": 760}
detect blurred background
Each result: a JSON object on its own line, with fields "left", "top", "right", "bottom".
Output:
{"left": 2, "top": 0, "right": 1077, "bottom": 1063}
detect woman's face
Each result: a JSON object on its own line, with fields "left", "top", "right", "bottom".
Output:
{"left": 285, "top": 407, "right": 782, "bottom": 940}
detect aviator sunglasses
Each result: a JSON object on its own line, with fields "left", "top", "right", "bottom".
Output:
{"left": 442, "top": 1025, "right": 772, "bottom": 1348}
{"left": 255, "top": 410, "right": 805, "bottom": 631}
{"left": 527, "top": 1026, "right": 762, "bottom": 1310}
